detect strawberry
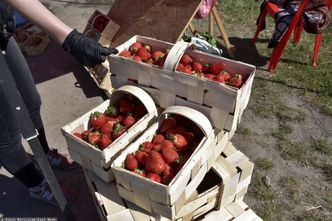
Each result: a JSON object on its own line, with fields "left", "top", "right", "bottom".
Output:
{"left": 146, "top": 150, "right": 166, "bottom": 174}
{"left": 153, "top": 144, "right": 161, "bottom": 152}
{"left": 134, "top": 150, "right": 148, "bottom": 165}
{"left": 221, "top": 71, "right": 231, "bottom": 81}
{"left": 162, "top": 164, "right": 176, "bottom": 184}
{"left": 159, "top": 118, "right": 176, "bottom": 133}
{"left": 133, "top": 169, "right": 146, "bottom": 177}
{"left": 116, "top": 114, "right": 125, "bottom": 123}
{"left": 161, "top": 140, "right": 179, "bottom": 165}
{"left": 129, "top": 42, "right": 142, "bottom": 54}
{"left": 152, "top": 51, "right": 165, "bottom": 62}
{"left": 81, "top": 130, "right": 90, "bottom": 141}
{"left": 202, "top": 64, "right": 210, "bottom": 73}
{"left": 182, "top": 66, "right": 192, "bottom": 74}
{"left": 210, "top": 62, "right": 225, "bottom": 75}
{"left": 112, "top": 123, "right": 126, "bottom": 139}
{"left": 137, "top": 47, "right": 151, "bottom": 61}
{"left": 118, "top": 99, "right": 135, "bottom": 114}
{"left": 144, "top": 44, "right": 151, "bottom": 52}
{"left": 183, "top": 132, "right": 195, "bottom": 144}
{"left": 89, "top": 112, "right": 106, "bottom": 130}
{"left": 73, "top": 132, "right": 82, "bottom": 139}
{"left": 166, "top": 126, "right": 186, "bottom": 138}
{"left": 192, "top": 62, "right": 203, "bottom": 73}
{"left": 176, "top": 63, "right": 184, "bottom": 72}
{"left": 152, "top": 134, "right": 165, "bottom": 145}
{"left": 146, "top": 59, "right": 154, "bottom": 65}
{"left": 139, "top": 141, "right": 154, "bottom": 153}
{"left": 146, "top": 173, "right": 161, "bottom": 183}
{"left": 123, "top": 115, "right": 136, "bottom": 128}
{"left": 88, "top": 131, "right": 102, "bottom": 145}
{"left": 180, "top": 54, "right": 193, "bottom": 65}
{"left": 204, "top": 73, "right": 214, "bottom": 80}
{"left": 125, "top": 154, "right": 138, "bottom": 171}
{"left": 213, "top": 74, "right": 225, "bottom": 83}
{"left": 99, "top": 134, "right": 112, "bottom": 150}
{"left": 104, "top": 105, "right": 117, "bottom": 117}
{"left": 170, "top": 134, "right": 188, "bottom": 152}
{"left": 100, "top": 120, "right": 116, "bottom": 137}
{"left": 132, "top": 55, "right": 142, "bottom": 62}
{"left": 230, "top": 74, "right": 243, "bottom": 88}
{"left": 119, "top": 50, "right": 131, "bottom": 57}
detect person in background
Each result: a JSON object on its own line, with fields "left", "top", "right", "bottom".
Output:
{"left": 0, "top": 0, "right": 118, "bottom": 205}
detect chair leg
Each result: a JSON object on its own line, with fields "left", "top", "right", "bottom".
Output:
{"left": 312, "top": 33, "right": 323, "bottom": 66}
{"left": 293, "top": 22, "right": 303, "bottom": 45}
{"left": 253, "top": 6, "right": 268, "bottom": 43}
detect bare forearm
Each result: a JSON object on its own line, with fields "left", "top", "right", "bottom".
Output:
{"left": 5, "top": 0, "right": 72, "bottom": 44}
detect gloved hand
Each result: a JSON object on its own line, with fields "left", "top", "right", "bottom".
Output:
{"left": 62, "top": 29, "right": 118, "bottom": 68}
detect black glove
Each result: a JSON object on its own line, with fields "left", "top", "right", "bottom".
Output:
{"left": 62, "top": 29, "right": 118, "bottom": 68}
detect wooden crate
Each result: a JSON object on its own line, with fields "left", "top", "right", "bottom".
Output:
{"left": 108, "top": 35, "right": 256, "bottom": 138}
{"left": 84, "top": 142, "right": 258, "bottom": 221}
{"left": 111, "top": 106, "right": 229, "bottom": 219}
{"left": 61, "top": 85, "right": 158, "bottom": 182}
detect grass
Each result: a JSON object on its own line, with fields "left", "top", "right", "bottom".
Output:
{"left": 279, "top": 141, "right": 310, "bottom": 162}
{"left": 272, "top": 123, "right": 293, "bottom": 141}
{"left": 322, "top": 163, "right": 332, "bottom": 181}
{"left": 250, "top": 174, "right": 277, "bottom": 201}
{"left": 279, "top": 176, "right": 300, "bottom": 201}
{"left": 236, "top": 124, "right": 252, "bottom": 135}
{"left": 255, "top": 158, "right": 274, "bottom": 170}
{"left": 312, "top": 139, "right": 332, "bottom": 155}
{"left": 296, "top": 211, "right": 330, "bottom": 221}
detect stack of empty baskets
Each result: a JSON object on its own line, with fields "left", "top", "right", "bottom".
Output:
{"left": 62, "top": 35, "right": 262, "bottom": 221}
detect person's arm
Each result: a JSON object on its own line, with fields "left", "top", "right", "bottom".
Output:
{"left": 5, "top": 0, "right": 118, "bottom": 68}
{"left": 5, "top": 0, "right": 72, "bottom": 44}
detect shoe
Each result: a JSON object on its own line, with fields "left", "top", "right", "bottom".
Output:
{"left": 29, "top": 178, "right": 79, "bottom": 205}
{"left": 47, "top": 149, "right": 78, "bottom": 170}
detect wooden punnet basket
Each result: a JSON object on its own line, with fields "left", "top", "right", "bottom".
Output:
{"left": 111, "top": 106, "right": 229, "bottom": 219}
{"left": 85, "top": 142, "right": 258, "bottom": 221}
{"left": 61, "top": 85, "right": 158, "bottom": 182}
{"left": 108, "top": 35, "right": 256, "bottom": 138}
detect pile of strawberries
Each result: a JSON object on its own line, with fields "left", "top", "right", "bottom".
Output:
{"left": 73, "top": 96, "right": 147, "bottom": 150}
{"left": 123, "top": 115, "right": 203, "bottom": 185}
{"left": 118, "top": 41, "right": 168, "bottom": 68}
{"left": 176, "top": 54, "right": 244, "bottom": 89}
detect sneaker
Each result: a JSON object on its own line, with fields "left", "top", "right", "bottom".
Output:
{"left": 29, "top": 178, "right": 79, "bottom": 205}
{"left": 47, "top": 149, "right": 78, "bottom": 170}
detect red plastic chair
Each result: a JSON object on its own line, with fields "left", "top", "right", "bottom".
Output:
{"left": 253, "top": 0, "right": 330, "bottom": 72}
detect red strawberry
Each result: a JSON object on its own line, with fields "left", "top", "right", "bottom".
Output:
{"left": 161, "top": 140, "right": 179, "bottom": 165}
{"left": 162, "top": 164, "right": 176, "bottom": 184}
{"left": 133, "top": 104, "right": 147, "bottom": 120}
{"left": 153, "top": 144, "right": 161, "bottom": 152}
{"left": 134, "top": 150, "right": 148, "bottom": 165}
{"left": 192, "top": 62, "right": 203, "bottom": 73}
{"left": 202, "top": 64, "right": 210, "bottom": 73}
{"left": 204, "top": 73, "right": 214, "bottom": 80}
{"left": 89, "top": 112, "right": 106, "bottom": 130}
{"left": 152, "top": 51, "right": 165, "bottom": 62}
{"left": 88, "top": 131, "right": 102, "bottom": 145}
{"left": 146, "top": 150, "right": 166, "bottom": 174}
{"left": 81, "top": 130, "right": 90, "bottom": 141}
{"left": 133, "top": 169, "right": 146, "bottom": 177}
{"left": 116, "top": 114, "right": 125, "bottom": 123}
{"left": 159, "top": 118, "right": 176, "bottom": 133}
{"left": 230, "top": 74, "right": 243, "bottom": 88}
{"left": 125, "top": 154, "right": 138, "bottom": 171}
{"left": 213, "top": 74, "right": 225, "bottom": 83}
{"left": 119, "top": 50, "right": 131, "bottom": 57}
{"left": 183, "top": 66, "right": 192, "bottom": 74}
{"left": 100, "top": 120, "right": 116, "bottom": 137}
{"left": 221, "top": 71, "right": 231, "bottom": 81}
{"left": 73, "top": 132, "right": 82, "bottom": 139}
{"left": 183, "top": 132, "right": 195, "bottom": 144}
{"left": 171, "top": 134, "right": 188, "bottom": 152}
{"left": 152, "top": 134, "right": 165, "bottom": 145}
{"left": 139, "top": 141, "right": 154, "bottom": 153}
{"left": 146, "top": 173, "right": 161, "bottom": 183}
{"left": 133, "top": 55, "right": 142, "bottom": 62}
{"left": 112, "top": 123, "right": 126, "bottom": 139}
{"left": 210, "top": 62, "right": 225, "bottom": 75}
{"left": 180, "top": 54, "right": 193, "bottom": 65}
{"left": 137, "top": 47, "right": 151, "bottom": 61}
{"left": 123, "top": 115, "right": 136, "bottom": 128}
{"left": 146, "top": 59, "right": 154, "bottom": 64}
{"left": 176, "top": 63, "right": 184, "bottom": 72}
{"left": 129, "top": 42, "right": 142, "bottom": 54}
{"left": 118, "top": 99, "right": 135, "bottom": 114}
{"left": 99, "top": 134, "right": 112, "bottom": 150}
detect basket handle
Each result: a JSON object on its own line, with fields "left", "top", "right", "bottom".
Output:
{"left": 163, "top": 41, "right": 194, "bottom": 71}
{"left": 159, "top": 106, "right": 213, "bottom": 137}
